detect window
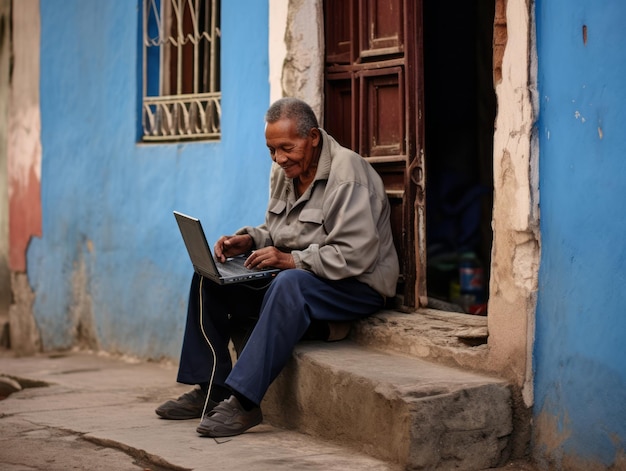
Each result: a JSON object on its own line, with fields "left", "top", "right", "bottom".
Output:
{"left": 142, "top": 0, "right": 221, "bottom": 142}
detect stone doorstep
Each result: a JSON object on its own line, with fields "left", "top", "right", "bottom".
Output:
{"left": 352, "top": 308, "right": 490, "bottom": 372}
{"left": 263, "top": 341, "right": 512, "bottom": 471}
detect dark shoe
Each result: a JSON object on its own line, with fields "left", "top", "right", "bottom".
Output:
{"left": 155, "top": 388, "right": 216, "bottom": 420}
{"left": 196, "top": 395, "right": 263, "bottom": 437}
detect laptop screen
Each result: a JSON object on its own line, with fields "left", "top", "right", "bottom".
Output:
{"left": 174, "top": 211, "right": 220, "bottom": 279}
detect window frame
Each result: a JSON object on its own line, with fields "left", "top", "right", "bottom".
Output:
{"left": 142, "top": 0, "right": 221, "bottom": 142}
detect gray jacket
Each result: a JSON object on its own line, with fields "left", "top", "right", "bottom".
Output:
{"left": 237, "top": 129, "right": 399, "bottom": 298}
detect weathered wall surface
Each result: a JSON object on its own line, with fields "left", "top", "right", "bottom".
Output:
{"left": 7, "top": 0, "right": 42, "bottom": 354}
{"left": 18, "top": 0, "right": 271, "bottom": 359}
{"left": 279, "top": 0, "right": 324, "bottom": 119}
{"left": 488, "top": 0, "right": 539, "bottom": 402}
{"left": 0, "top": 0, "right": 12, "bottom": 335}
{"left": 8, "top": 0, "right": 42, "bottom": 274}
{"left": 533, "top": 0, "right": 626, "bottom": 468}
{"left": 482, "top": 0, "right": 539, "bottom": 459}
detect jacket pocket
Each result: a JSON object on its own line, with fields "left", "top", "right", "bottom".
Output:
{"left": 268, "top": 198, "right": 286, "bottom": 215}
{"left": 298, "top": 208, "right": 324, "bottom": 225}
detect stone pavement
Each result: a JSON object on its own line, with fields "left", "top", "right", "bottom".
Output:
{"left": 0, "top": 349, "right": 398, "bottom": 471}
{"left": 0, "top": 349, "right": 538, "bottom": 471}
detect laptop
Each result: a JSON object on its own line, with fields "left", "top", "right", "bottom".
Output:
{"left": 173, "top": 211, "right": 280, "bottom": 284}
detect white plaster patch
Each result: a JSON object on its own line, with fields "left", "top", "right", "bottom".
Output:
{"left": 8, "top": 107, "right": 42, "bottom": 197}
{"left": 269, "top": 0, "right": 289, "bottom": 104}
{"left": 494, "top": 1, "right": 534, "bottom": 234}
{"left": 513, "top": 238, "right": 539, "bottom": 293}
{"left": 574, "top": 110, "right": 586, "bottom": 123}
{"left": 281, "top": 0, "right": 323, "bottom": 117}
{"left": 8, "top": 0, "right": 42, "bottom": 195}
{"left": 488, "top": 0, "right": 539, "bottom": 397}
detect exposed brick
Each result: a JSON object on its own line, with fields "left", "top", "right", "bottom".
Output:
{"left": 494, "top": 24, "right": 508, "bottom": 46}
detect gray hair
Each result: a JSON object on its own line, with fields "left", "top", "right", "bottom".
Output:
{"left": 265, "top": 98, "right": 319, "bottom": 138}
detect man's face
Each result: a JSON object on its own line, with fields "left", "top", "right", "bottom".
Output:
{"left": 265, "top": 118, "right": 320, "bottom": 180}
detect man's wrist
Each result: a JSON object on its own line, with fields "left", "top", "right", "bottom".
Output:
{"left": 246, "top": 233, "right": 255, "bottom": 250}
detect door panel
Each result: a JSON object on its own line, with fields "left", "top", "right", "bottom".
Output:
{"left": 360, "top": 0, "right": 404, "bottom": 55}
{"left": 324, "top": 74, "right": 356, "bottom": 151}
{"left": 324, "top": 0, "right": 425, "bottom": 308}
{"left": 360, "top": 67, "right": 404, "bottom": 158}
{"left": 324, "top": 0, "right": 355, "bottom": 64}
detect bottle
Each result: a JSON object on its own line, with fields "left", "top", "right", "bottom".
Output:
{"left": 458, "top": 252, "right": 485, "bottom": 313}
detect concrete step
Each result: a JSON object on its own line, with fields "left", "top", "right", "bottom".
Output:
{"left": 263, "top": 340, "right": 512, "bottom": 471}
{"left": 352, "top": 308, "right": 490, "bottom": 372}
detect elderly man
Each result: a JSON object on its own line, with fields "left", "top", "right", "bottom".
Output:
{"left": 156, "top": 97, "right": 399, "bottom": 438}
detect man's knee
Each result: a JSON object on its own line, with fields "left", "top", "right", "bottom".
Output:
{"left": 260, "top": 270, "right": 315, "bottom": 322}
{"left": 271, "top": 269, "right": 313, "bottom": 291}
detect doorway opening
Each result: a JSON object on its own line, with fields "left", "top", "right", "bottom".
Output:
{"left": 423, "top": 0, "right": 496, "bottom": 315}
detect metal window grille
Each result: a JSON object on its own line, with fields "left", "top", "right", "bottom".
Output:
{"left": 143, "top": 0, "right": 221, "bottom": 142}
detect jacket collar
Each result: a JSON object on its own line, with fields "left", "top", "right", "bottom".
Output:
{"left": 314, "top": 128, "right": 333, "bottom": 183}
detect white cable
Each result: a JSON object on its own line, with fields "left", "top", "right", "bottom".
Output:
{"left": 196, "top": 275, "right": 271, "bottom": 422}
{"left": 197, "top": 275, "right": 218, "bottom": 422}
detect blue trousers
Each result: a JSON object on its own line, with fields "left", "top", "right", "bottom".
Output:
{"left": 176, "top": 269, "right": 384, "bottom": 405}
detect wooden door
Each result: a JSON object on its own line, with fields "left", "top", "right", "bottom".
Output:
{"left": 324, "top": 0, "right": 426, "bottom": 308}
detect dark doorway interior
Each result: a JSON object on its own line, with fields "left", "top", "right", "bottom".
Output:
{"left": 423, "top": 0, "right": 496, "bottom": 315}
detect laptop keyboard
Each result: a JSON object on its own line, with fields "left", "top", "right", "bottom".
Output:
{"left": 217, "top": 255, "right": 260, "bottom": 277}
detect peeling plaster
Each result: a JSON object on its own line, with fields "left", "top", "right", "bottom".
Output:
{"left": 70, "top": 244, "right": 98, "bottom": 351}
{"left": 534, "top": 408, "right": 573, "bottom": 465}
{"left": 8, "top": 0, "right": 42, "bottom": 272}
{"left": 8, "top": 107, "right": 42, "bottom": 192}
{"left": 535, "top": 410, "right": 626, "bottom": 471}
{"left": 8, "top": 166, "right": 41, "bottom": 271}
{"left": 488, "top": 0, "right": 538, "bottom": 408}
{"left": 8, "top": 272, "right": 41, "bottom": 355}
{"left": 512, "top": 237, "right": 539, "bottom": 293}
{"left": 8, "top": 0, "right": 42, "bottom": 190}
{"left": 268, "top": 0, "right": 288, "bottom": 104}
{"left": 280, "top": 0, "right": 324, "bottom": 118}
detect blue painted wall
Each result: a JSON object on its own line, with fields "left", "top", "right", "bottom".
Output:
{"left": 30, "top": 1, "right": 270, "bottom": 359}
{"left": 535, "top": 0, "right": 626, "bottom": 467}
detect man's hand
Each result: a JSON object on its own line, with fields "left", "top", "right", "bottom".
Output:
{"left": 244, "top": 246, "right": 296, "bottom": 270}
{"left": 214, "top": 234, "right": 254, "bottom": 263}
